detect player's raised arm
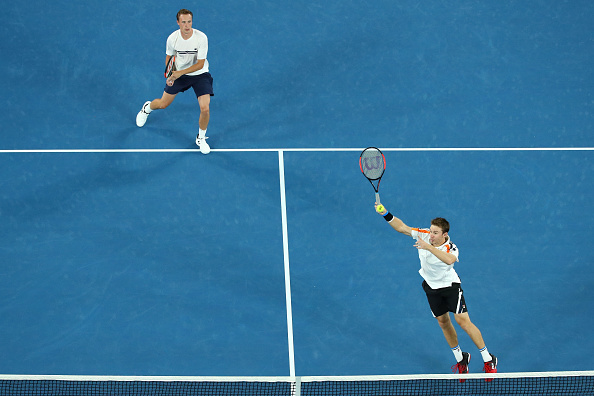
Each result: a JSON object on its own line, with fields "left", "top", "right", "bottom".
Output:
{"left": 374, "top": 203, "right": 412, "bottom": 236}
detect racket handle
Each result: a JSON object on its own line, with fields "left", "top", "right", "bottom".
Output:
{"left": 375, "top": 193, "right": 380, "bottom": 204}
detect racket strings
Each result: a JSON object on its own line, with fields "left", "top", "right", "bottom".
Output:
{"left": 360, "top": 150, "right": 385, "bottom": 180}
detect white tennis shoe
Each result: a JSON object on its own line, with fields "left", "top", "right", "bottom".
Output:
{"left": 196, "top": 135, "right": 210, "bottom": 154}
{"left": 136, "top": 101, "right": 151, "bottom": 127}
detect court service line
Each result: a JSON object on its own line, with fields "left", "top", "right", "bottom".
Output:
{"left": 278, "top": 150, "right": 296, "bottom": 377}
{"left": 1, "top": 147, "right": 593, "bottom": 154}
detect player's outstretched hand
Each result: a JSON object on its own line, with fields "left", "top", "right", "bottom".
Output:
{"left": 375, "top": 203, "right": 387, "bottom": 215}
{"left": 414, "top": 238, "right": 431, "bottom": 251}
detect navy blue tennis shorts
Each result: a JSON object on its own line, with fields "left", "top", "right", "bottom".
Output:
{"left": 164, "top": 72, "right": 214, "bottom": 97}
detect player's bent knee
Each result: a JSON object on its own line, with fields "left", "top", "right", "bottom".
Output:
{"left": 436, "top": 314, "right": 451, "bottom": 327}
{"left": 454, "top": 315, "right": 472, "bottom": 329}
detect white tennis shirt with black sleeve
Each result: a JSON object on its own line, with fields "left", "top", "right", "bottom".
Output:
{"left": 411, "top": 228, "right": 461, "bottom": 289}
{"left": 166, "top": 29, "right": 209, "bottom": 76}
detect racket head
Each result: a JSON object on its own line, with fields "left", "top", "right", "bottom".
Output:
{"left": 164, "top": 55, "right": 176, "bottom": 78}
{"left": 359, "top": 147, "right": 386, "bottom": 181}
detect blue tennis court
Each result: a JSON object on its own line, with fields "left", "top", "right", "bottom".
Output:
{"left": 1, "top": 0, "right": 593, "bottom": 380}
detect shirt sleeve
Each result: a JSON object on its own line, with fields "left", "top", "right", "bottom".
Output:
{"left": 165, "top": 32, "right": 177, "bottom": 56}
{"left": 448, "top": 243, "right": 460, "bottom": 261}
{"left": 411, "top": 228, "right": 430, "bottom": 241}
{"left": 196, "top": 32, "right": 208, "bottom": 59}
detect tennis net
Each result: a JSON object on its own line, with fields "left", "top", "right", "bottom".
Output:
{"left": 0, "top": 371, "right": 592, "bottom": 395}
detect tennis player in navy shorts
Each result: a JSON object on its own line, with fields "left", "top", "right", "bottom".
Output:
{"left": 375, "top": 203, "right": 498, "bottom": 382}
{"left": 136, "top": 9, "right": 214, "bottom": 154}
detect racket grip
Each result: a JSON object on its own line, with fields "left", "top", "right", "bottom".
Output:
{"left": 375, "top": 193, "right": 380, "bottom": 204}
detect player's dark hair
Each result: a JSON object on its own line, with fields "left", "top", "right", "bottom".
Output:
{"left": 431, "top": 217, "right": 450, "bottom": 234}
{"left": 177, "top": 9, "right": 193, "bottom": 21}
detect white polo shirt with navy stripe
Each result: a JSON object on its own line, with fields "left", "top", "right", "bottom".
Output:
{"left": 411, "top": 228, "right": 461, "bottom": 289}
{"left": 166, "top": 29, "right": 209, "bottom": 76}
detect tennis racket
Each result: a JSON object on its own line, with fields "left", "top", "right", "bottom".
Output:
{"left": 164, "top": 55, "right": 176, "bottom": 85}
{"left": 359, "top": 147, "right": 386, "bottom": 204}
{"left": 164, "top": 55, "right": 176, "bottom": 78}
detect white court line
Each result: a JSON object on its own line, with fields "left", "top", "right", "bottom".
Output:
{"left": 278, "top": 150, "right": 296, "bottom": 377}
{"left": 1, "top": 370, "right": 592, "bottom": 381}
{"left": 1, "top": 147, "right": 594, "bottom": 153}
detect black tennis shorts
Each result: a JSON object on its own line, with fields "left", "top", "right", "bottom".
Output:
{"left": 164, "top": 72, "right": 214, "bottom": 97}
{"left": 422, "top": 280, "right": 468, "bottom": 317}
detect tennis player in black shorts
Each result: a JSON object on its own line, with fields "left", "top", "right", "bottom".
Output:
{"left": 375, "top": 203, "right": 497, "bottom": 381}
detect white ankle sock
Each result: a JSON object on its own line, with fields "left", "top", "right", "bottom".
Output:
{"left": 144, "top": 102, "right": 153, "bottom": 113}
{"left": 452, "top": 345, "right": 463, "bottom": 362}
{"left": 198, "top": 128, "right": 207, "bottom": 139}
{"left": 480, "top": 346, "right": 491, "bottom": 362}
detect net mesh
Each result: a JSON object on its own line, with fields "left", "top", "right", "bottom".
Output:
{"left": 300, "top": 373, "right": 594, "bottom": 396}
{"left": 0, "top": 372, "right": 592, "bottom": 396}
